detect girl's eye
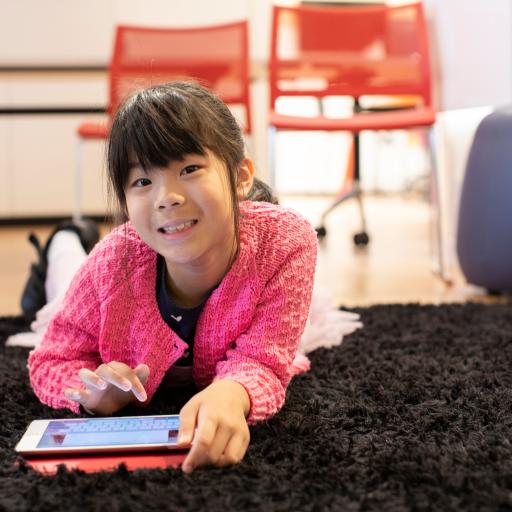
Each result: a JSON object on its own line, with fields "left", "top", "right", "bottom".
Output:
{"left": 132, "top": 177, "right": 152, "bottom": 187}
{"left": 180, "top": 165, "right": 201, "bottom": 176}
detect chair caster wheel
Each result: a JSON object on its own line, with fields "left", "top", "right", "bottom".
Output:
{"left": 316, "top": 226, "right": 327, "bottom": 239}
{"left": 353, "top": 231, "right": 369, "bottom": 246}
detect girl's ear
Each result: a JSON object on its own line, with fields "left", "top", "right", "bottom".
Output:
{"left": 237, "top": 158, "right": 255, "bottom": 200}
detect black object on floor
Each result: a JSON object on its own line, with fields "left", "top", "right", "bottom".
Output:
{"left": 20, "top": 218, "right": 100, "bottom": 319}
{"left": 1, "top": 303, "right": 512, "bottom": 512}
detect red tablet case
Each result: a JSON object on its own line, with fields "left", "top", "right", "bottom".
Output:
{"left": 24, "top": 451, "right": 188, "bottom": 475}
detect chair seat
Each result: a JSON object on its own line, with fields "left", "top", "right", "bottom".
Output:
{"left": 269, "top": 106, "right": 436, "bottom": 132}
{"left": 77, "top": 122, "right": 110, "bottom": 139}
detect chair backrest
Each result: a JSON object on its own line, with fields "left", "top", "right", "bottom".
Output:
{"left": 108, "top": 21, "right": 251, "bottom": 133}
{"left": 269, "top": 2, "right": 432, "bottom": 110}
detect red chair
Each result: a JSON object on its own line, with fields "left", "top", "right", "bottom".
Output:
{"left": 74, "top": 21, "right": 251, "bottom": 220}
{"left": 268, "top": 3, "right": 444, "bottom": 273}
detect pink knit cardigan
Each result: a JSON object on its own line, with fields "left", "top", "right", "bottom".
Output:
{"left": 28, "top": 201, "right": 318, "bottom": 423}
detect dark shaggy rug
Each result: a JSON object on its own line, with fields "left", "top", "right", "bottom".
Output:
{"left": 1, "top": 303, "right": 512, "bottom": 512}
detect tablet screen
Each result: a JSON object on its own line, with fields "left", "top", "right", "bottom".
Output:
{"left": 36, "top": 416, "right": 180, "bottom": 449}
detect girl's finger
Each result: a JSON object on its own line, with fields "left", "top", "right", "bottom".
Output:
{"left": 216, "top": 431, "right": 250, "bottom": 467}
{"left": 204, "top": 425, "right": 232, "bottom": 466}
{"left": 182, "top": 417, "right": 217, "bottom": 474}
{"left": 64, "top": 387, "right": 92, "bottom": 406}
{"left": 134, "top": 364, "right": 150, "bottom": 384}
{"left": 128, "top": 374, "right": 147, "bottom": 402}
{"left": 64, "top": 387, "right": 83, "bottom": 402}
{"left": 78, "top": 368, "right": 107, "bottom": 390}
{"left": 131, "top": 365, "right": 150, "bottom": 401}
{"left": 96, "top": 364, "right": 132, "bottom": 392}
{"left": 177, "top": 401, "right": 199, "bottom": 447}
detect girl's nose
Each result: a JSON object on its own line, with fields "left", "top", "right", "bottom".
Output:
{"left": 154, "top": 185, "right": 185, "bottom": 210}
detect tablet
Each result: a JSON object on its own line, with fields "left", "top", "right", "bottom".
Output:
{"left": 15, "top": 414, "right": 182, "bottom": 456}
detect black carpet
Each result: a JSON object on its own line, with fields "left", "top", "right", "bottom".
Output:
{"left": 2, "top": 303, "right": 512, "bottom": 511}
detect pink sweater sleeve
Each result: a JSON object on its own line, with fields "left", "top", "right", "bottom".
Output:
{"left": 28, "top": 261, "right": 102, "bottom": 413}
{"left": 214, "top": 220, "right": 317, "bottom": 423}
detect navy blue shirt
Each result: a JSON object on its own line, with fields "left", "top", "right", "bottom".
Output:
{"left": 156, "top": 255, "right": 206, "bottom": 367}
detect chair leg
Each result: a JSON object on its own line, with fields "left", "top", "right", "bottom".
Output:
{"left": 73, "top": 138, "right": 83, "bottom": 223}
{"left": 427, "top": 126, "right": 452, "bottom": 283}
{"left": 353, "top": 184, "right": 369, "bottom": 246}
{"left": 318, "top": 182, "right": 361, "bottom": 225}
{"left": 316, "top": 133, "right": 369, "bottom": 246}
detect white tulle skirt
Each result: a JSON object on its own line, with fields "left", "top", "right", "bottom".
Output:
{"left": 299, "top": 285, "right": 362, "bottom": 355}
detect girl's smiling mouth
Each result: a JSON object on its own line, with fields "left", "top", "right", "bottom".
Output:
{"left": 158, "top": 220, "right": 198, "bottom": 235}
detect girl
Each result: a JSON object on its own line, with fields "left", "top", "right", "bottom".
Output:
{"left": 28, "top": 81, "right": 318, "bottom": 474}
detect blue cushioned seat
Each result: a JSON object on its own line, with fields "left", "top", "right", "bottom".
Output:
{"left": 457, "top": 107, "right": 512, "bottom": 292}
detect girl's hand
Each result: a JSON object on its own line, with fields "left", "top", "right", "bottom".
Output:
{"left": 178, "top": 379, "right": 251, "bottom": 474}
{"left": 64, "top": 362, "right": 150, "bottom": 416}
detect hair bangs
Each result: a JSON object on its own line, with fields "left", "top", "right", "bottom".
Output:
{"left": 125, "top": 95, "right": 207, "bottom": 176}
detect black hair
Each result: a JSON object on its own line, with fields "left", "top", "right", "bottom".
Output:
{"left": 246, "top": 178, "right": 279, "bottom": 205}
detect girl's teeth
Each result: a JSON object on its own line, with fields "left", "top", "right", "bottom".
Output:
{"left": 163, "top": 220, "right": 195, "bottom": 233}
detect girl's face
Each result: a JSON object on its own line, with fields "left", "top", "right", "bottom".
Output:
{"left": 124, "top": 149, "right": 253, "bottom": 273}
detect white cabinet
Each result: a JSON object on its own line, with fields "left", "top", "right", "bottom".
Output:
{"left": 0, "top": 118, "right": 9, "bottom": 216}
{"left": 0, "top": 114, "right": 107, "bottom": 217}
{"left": 0, "top": 71, "right": 108, "bottom": 218}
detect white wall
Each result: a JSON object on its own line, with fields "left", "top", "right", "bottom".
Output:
{"left": 424, "top": 0, "right": 512, "bottom": 111}
{"left": 0, "top": 0, "right": 273, "bottom": 66}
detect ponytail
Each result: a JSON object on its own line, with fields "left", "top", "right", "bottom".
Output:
{"left": 246, "top": 178, "right": 279, "bottom": 205}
